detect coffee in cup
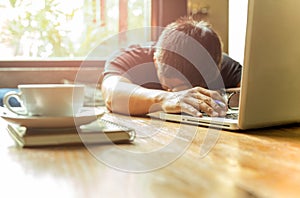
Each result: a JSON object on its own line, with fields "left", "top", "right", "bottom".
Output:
{"left": 3, "top": 84, "right": 85, "bottom": 117}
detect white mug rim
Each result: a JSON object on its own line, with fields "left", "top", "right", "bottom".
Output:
{"left": 18, "top": 84, "right": 85, "bottom": 89}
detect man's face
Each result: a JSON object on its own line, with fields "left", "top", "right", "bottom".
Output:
{"left": 154, "top": 57, "right": 212, "bottom": 91}
{"left": 159, "top": 75, "right": 190, "bottom": 92}
{"left": 155, "top": 61, "right": 192, "bottom": 92}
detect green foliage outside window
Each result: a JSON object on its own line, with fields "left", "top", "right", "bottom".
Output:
{"left": 0, "top": 0, "right": 150, "bottom": 59}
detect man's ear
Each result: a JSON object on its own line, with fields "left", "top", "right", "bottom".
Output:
{"left": 153, "top": 56, "right": 158, "bottom": 70}
{"left": 153, "top": 56, "right": 158, "bottom": 71}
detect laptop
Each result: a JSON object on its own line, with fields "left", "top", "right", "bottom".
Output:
{"left": 148, "top": 0, "right": 300, "bottom": 130}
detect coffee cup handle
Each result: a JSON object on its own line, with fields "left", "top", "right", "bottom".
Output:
{"left": 3, "top": 91, "right": 28, "bottom": 116}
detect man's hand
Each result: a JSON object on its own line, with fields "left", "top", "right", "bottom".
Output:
{"left": 161, "top": 87, "right": 227, "bottom": 117}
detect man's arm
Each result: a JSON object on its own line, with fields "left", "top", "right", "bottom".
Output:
{"left": 101, "top": 75, "right": 167, "bottom": 115}
{"left": 101, "top": 75, "right": 227, "bottom": 117}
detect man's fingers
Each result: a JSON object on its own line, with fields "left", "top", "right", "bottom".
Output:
{"left": 182, "top": 97, "right": 222, "bottom": 117}
{"left": 162, "top": 87, "right": 228, "bottom": 117}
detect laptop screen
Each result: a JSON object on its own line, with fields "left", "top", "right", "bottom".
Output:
{"left": 238, "top": 0, "right": 300, "bottom": 129}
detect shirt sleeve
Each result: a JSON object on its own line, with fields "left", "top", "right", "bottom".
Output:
{"left": 220, "top": 53, "right": 243, "bottom": 88}
{"left": 102, "top": 43, "right": 162, "bottom": 89}
{"left": 102, "top": 43, "right": 154, "bottom": 79}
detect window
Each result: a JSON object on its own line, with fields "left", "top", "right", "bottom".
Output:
{"left": 228, "top": 0, "right": 248, "bottom": 64}
{"left": 0, "top": 0, "right": 151, "bottom": 60}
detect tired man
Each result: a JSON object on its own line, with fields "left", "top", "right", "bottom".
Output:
{"left": 101, "top": 17, "right": 242, "bottom": 117}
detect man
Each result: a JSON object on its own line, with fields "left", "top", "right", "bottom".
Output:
{"left": 101, "top": 17, "right": 242, "bottom": 117}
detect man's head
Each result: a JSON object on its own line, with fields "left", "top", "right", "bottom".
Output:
{"left": 154, "top": 17, "right": 223, "bottom": 91}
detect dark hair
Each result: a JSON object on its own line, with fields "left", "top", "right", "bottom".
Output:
{"left": 154, "top": 17, "right": 223, "bottom": 87}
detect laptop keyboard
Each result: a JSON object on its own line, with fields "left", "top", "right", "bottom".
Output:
{"left": 225, "top": 112, "right": 239, "bottom": 120}
{"left": 202, "top": 112, "right": 239, "bottom": 120}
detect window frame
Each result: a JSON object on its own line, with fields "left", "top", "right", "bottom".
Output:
{"left": 0, "top": 60, "right": 106, "bottom": 88}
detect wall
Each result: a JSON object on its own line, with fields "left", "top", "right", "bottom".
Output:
{"left": 188, "top": 0, "right": 229, "bottom": 52}
{"left": 151, "top": 0, "right": 188, "bottom": 40}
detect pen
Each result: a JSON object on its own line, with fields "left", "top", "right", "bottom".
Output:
{"left": 214, "top": 99, "right": 226, "bottom": 108}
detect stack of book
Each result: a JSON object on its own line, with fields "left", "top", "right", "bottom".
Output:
{"left": 6, "top": 119, "right": 135, "bottom": 147}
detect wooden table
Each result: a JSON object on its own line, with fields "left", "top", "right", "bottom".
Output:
{"left": 1, "top": 109, "right": 300, "bottom": 198}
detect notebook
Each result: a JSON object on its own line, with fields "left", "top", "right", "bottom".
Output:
{"left": 148, "top": 0, "right": 300, "bottom": 130}
{"left": 7, "top": 119, "right": 135, "bottom": 147}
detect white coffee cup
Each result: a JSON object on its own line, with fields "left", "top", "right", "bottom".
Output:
{"left": 3, "top": 84, "right": 85, "bottom": 117}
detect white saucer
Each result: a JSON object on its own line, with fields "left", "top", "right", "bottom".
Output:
{"left": 0, "top": 107, "right": 105, "bottom": 128}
